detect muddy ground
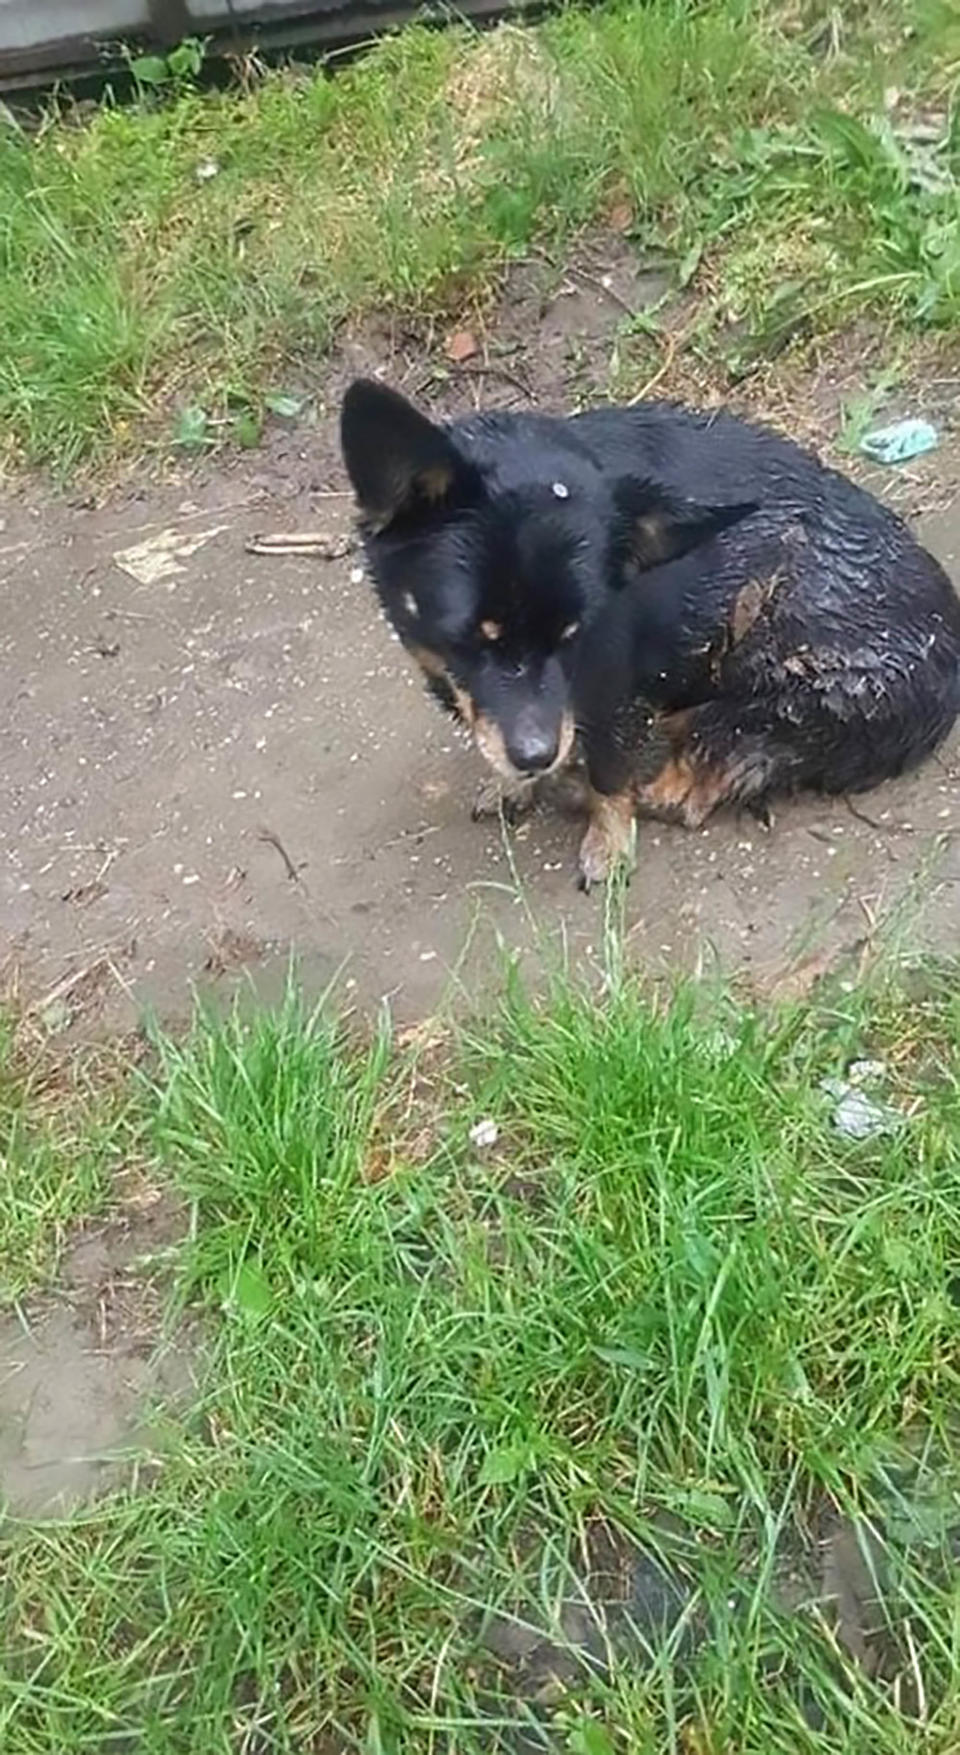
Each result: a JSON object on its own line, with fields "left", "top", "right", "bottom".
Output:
{"left": 3, "top": 245, "right": 960, "bottom": 1039}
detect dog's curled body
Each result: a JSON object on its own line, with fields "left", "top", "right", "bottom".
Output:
{"left": 341, "top": 381, "right": 960, "bottom": 883}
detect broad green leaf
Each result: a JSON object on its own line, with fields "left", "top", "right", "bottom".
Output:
{"left": 130, "top": 55, "right": 170, "bottom": 86}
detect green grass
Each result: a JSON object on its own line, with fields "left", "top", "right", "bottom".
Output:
{"left": 3, "top": 962, "right": 960, "bottom": 1750}
{"left": 0, "top": 1021, "right": 127, "bottom": 1304}
{"left": 0, "top": 0, "right": 958, "bottom": 475}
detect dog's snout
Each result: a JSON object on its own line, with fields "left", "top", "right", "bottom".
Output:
{"left": 505, "top": 714, "right": 559, "bottom": 774}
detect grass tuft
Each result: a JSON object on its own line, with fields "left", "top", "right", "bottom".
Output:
{"left": 2, "top": 964, "right": 960, "bottom": 1748}
{"left": 0, "top": 1, "right": 956, "bottom": 474}
{"left": 0, "top": 1023, "right": 128, "bottom": 1304}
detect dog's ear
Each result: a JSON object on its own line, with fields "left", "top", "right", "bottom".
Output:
{"left": 341, "top": 379, "right": 475, "bottom": 532}
{"left": 617, "top": 481, "right": 757, "bottom": 572}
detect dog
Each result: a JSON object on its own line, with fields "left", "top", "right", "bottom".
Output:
{"left": 340, "top": 378, "right": 960, "bottom": 887}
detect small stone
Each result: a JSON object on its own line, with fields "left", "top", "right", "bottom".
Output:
{"left": 444, "top": 329, "right": 479, "bottom": 364}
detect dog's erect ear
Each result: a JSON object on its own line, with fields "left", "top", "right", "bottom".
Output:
{"left": 341, "top": 379, "right": 474, "bottom": 532}
{"left": 617, "top": 481, "right": 757, "bottom": 573}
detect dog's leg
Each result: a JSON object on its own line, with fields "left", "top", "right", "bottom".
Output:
{"left": 635, "top": 707, "right": 782, "bottom": 827}
{"left": 577, "top": 788, "right": 637, "bottom": 890}
{"left": 634, "top": 754, "right": 727, "bottom": 827}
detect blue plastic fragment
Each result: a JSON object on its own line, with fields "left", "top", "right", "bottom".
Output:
{"left": 859, "top": 418, "right": 939, "bottom": 465}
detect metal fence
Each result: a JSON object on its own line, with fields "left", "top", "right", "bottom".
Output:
{"left": 0, "top": 0, "right": 527, "bottom": 91}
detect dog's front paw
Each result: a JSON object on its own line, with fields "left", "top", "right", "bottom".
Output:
{"left": 577, "top": 793, "right": 637, "bottom": 891}
{"left": 471, "top": 775, "right": 536, "bottom": 825}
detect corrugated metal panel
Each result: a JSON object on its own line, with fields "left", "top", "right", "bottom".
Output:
{"left": 0, "top": 0, "right": 536, "bottom": 89}
{"left": 189, "top": 0, "right": 321, "bottom": 16}
{"left": 0, "top": 4, "right": 147, "bottom": 53}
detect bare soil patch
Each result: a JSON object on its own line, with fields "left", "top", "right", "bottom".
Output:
{"left": 2, "top": 239, "right": 958, "bottom": 1044}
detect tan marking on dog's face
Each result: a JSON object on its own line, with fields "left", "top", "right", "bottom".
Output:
{"left": 473, "top": 714, "right": 515, "bottom": 777}
{"left": 479, "top": 619, "right": 503, "bottom": 642}
{"left": 453, "top": 684, "right": 475, "bottom": 723}
{"left": 554, "top": 709, "right": 577, "bottom": 770}
{"left": 408, "top": 649, "right": 576, "bottom": 781}
{"left": 407, "top": 643, "right": 473, "bottom": 723}
{"left": 408, "top": 642, "right": 447, "bottom": 681}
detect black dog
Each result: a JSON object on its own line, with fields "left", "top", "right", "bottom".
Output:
{"left": 341, "top": 378, "right": 960, "bottom": 885}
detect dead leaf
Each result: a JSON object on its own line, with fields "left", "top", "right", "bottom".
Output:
{"left": 444, "top": 329, "right": 479, "bottom": 364}
{"left": 730, "top": 578, "right": 767, "bottom": 645}
{"left": 361, "top": 1143, "right": 396, "bottom": 1184}
{"left": 113, "top": 525, "right": 228, "bottom": 589}
{"left": 607, "top": 200, "right": 634, "bottom": 233}
{"left": 731, "top": 567, "right": 784, "bottom": 646}
{"left": 396, "top": 1020, "right": 449, "bottom": 1054}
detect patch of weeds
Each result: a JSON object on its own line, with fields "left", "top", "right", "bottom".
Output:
{"left": 124, "top": 34, "right": 209, "bottom": 95}
{"left": 0, "top": 1, "right": 955, "bottom": 474}
{"left": 836, "top": 365, "right": 904, "bottom": 453}
{"left": 0, "top": 1026, "right": 131, "bottom": 1304}
{"left": 699, "top": 69, "right": 960, "bottom": 367}
{"left": 1, "top": 963, "right": 960, "bottom": 1748}
{"left": 172, "top": 404, "right": 212, "bottom": 452}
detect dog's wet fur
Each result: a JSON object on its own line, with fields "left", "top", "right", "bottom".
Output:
{"left": 340, "top": 378, "right": 960, "bottom": 886}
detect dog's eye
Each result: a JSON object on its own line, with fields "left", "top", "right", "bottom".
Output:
{"left": 560, "top": 621, "right": 580, "bottom": 642}
{"left": 479, "top": 619, "right": 503, "bottom": 642}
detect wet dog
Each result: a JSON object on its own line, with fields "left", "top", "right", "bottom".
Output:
{"left": 340, "top": 378, "right": 960, "bottom": 886}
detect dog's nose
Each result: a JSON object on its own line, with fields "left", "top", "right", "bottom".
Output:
{"left": 506, "top": 720, "right": 559, "bottom": 774}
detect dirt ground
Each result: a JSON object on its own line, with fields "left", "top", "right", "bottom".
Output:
{"left": 3, "top": 247, "right": 959, "bottom": 1039}
{"left": 0, "top": 1191, "right": 192, "bottom": 1515}
{"left": 1, "top": 246, "right": 959, "bottom": 1533}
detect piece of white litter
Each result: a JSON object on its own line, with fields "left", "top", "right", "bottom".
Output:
{"left": 113, "top": 524, "right": 228, "bottom": 589}
{"left": 195, "top": 158, "right": 220, "bottom": 182}
{"left": 820, "top": 1077, "right": 900, "bottom": 1141}
{"left": 469, "top": 1118, "right": 499, "bottom": 1150}
{"left": 848, "top": 1059, "right": 887, "bottom": 1085}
